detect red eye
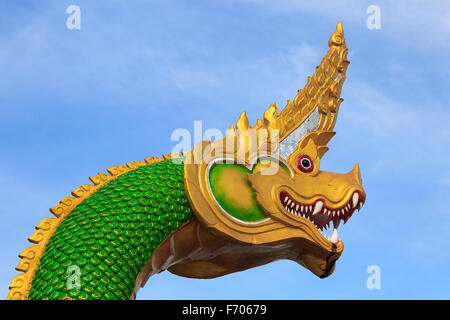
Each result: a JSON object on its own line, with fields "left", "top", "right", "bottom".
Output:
{"left": 296, "top": 155, "right": 314, "bottom": 173}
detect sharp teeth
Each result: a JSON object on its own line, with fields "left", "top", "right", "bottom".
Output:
{"left": 291, "top": 202, "right": 295, "bottom": 208}
{"left": 284, "top": 196, "right": 288, "bottom": 203}
{"left": 312, "top": 201, "right": 323, "bottom": 215}
{"left": 296, "top": 204, "right": 299, "bottom": 211}
{"left": 330, "top": 228, "right": 339, "bottom": 243}
{"left": 359, "top": 202, "right": 363, "bottom": 210}
{"left": 301, "top": 206, "right": 304, "bottom": 213}
{"left": 287, "top": 199, "right": 291, "bottom": 206}
{"left": 352, "top": 192, "right": 359, "bottom": 208}
{"left": 309, "top": 205, "right": 312, "bottom": 212}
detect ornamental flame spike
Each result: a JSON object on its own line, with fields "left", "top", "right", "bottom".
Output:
{"left": 241, "top": 21, "right": 348, "bottom": 161}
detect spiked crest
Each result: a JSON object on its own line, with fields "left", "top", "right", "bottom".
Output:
{"left": 184, "top": 22, "right": 349, "bottom": 165}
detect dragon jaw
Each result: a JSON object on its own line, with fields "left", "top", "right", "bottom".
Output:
{"left": 279, "top": 189, "right": 364, "bottom": 243}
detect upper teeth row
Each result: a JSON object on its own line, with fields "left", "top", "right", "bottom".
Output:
{"left": 284, "top": 192, "right": 362, "bottom": 217}
{"left": 325, "top": 192, "right": 362, "bottom": 216}
{"left": 324, "top": 203, "right": 351, "bottom": 217}
{"left": 283, "top": 196, "right": 317, "bottom": 214}
{"left": 283, "top": 200, "right": 319, "bottom": 228}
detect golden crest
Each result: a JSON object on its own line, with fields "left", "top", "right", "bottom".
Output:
{"left": 184, "top": 22, "right": 352, "bottom": 251}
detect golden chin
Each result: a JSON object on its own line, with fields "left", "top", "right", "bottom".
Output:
{"left": 162, "top": 219, "right": 343, "bottom": 280}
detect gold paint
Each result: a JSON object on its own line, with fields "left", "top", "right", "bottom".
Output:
{"left": 235, "top": 111, "right": 251, "bottom": 131}
{"left": 287, "top": 138, "right": 320, "bottom": 176}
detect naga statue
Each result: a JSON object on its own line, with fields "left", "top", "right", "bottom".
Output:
{"left": 7, "top": 22, "right": 366, "bottom": 300}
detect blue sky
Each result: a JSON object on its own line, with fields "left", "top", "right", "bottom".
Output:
{"left": 1, "top": 0, "right": 450, "bottom": 299}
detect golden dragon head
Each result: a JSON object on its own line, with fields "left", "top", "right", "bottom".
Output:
{"left": 178, "top": 22, "right": 366, "bottom": 279}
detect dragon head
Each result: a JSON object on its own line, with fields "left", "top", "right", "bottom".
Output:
{"left": 246, "top": 137, "right": 365, "bottom": 277}
{"left": 174, "top": 22, "right": 366, "bottom": 279}
{"left": 249, "top": 137, "right": 365, "bottom": 246}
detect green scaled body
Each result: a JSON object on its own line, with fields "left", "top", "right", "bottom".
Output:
{"left": 29, "top": 160, "right": 194, "bottom": 300}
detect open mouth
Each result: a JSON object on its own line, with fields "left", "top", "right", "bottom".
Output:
{"left": 279, "top": 190, "right": 364, "bottom": 244}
